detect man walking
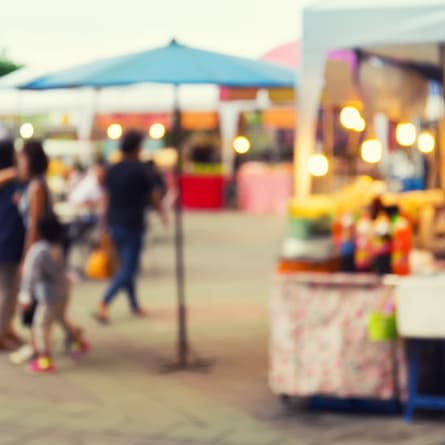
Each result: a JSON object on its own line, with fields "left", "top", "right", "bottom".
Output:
{"left": 96, "top": 130, "right": 168, "bottom": 323}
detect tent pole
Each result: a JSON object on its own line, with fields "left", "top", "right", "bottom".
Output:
{"left": 440, "top": 46, "right": 445, "bottom": 190}
{"left": 172, "top": 85, "right": 189, "bottom": 366}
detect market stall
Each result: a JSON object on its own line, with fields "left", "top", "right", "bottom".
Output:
{"left": 268, "top": 0, "right": 445, "bottom": 419}
{"left": 295, "top": 0, "right": 445, "bottom": 200}
{"left": 271, "top": 175, "right": 445, "bottom": 418}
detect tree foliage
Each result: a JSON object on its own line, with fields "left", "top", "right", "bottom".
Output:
{"left": 0, "top": 58, "right": 22, "bottom": 77}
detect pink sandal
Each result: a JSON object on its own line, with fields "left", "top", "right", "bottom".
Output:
{"left": 29, "top": 357, "right": 56, "bottom": 374}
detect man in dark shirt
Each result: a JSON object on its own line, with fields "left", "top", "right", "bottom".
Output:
{"left": 96, "top": 131, "right": 168, "bottom": 323}
{"left": 0, "top": 140, "right": 25, "bottom": 348}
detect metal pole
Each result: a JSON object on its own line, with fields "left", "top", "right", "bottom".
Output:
{"left": 439, "top": 46, "right": 445, "bottom": 190}
{"left": 172, "top": 85, "right": 188, "bottom": 366}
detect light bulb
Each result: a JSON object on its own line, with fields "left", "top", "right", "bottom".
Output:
{"left": 233, "top": 136, "right": 251, "bottom": 154}
{"left": 149, "top": 123, "right": 166, "bottom": 140}
{"left": 340, "top": 106, "right": 362, "bottom": 131}
{"left": 396, "top": 122, "right": 416, "bottom": 147}
{"left": 361, "top": 139, "right": 383, "bottom": 164}
{"left": 353, "top": 117, "right": 366, "bottom": 133}
{"left": 20, "top": 123, "right": 34, "bottom": 139}
{"left": 417, "top": 131, "right": 435, "bottom": 154}
{"left": 107, "top": 123, "right": 123, "bottom": 140}
{"left": 308, "top": 153, "right": 329, "bottom": 177}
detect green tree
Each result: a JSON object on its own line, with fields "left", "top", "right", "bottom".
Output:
{"left": 0, "top": 50, "right": 22, "bottom": 77}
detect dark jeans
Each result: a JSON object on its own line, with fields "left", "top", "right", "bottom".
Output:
{"left": 102, "top": 225, "right": 144, "bottom": 311}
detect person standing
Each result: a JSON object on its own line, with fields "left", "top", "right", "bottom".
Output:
{"left": 0, "top": 140, "right": 25, "bottom": 350}
{"left": 95, "top": 130, "right": 168, "bottom": 323}
{"left": 9, "top": 140, "right": 54, "bottom": 364}
{"left": 17, "top": 140, "right": 53, "bottom": 254}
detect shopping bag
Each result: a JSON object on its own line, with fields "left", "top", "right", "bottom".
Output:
{"left": 367, "top": 312, "right": 397, "bottom": 342}
{"left": 85, "top": 233, "right": 118, "bottom": 280}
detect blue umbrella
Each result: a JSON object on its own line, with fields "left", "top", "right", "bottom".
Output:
{"left": 21, "top": 39, "right": 296, "bottom": 369}
{"left": 23, "top": 39, "right": 295, "bottom": 89}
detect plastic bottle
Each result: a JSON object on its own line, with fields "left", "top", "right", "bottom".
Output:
{"left": 339, "top": 213, "right": 356, "bottom": 272}
{"left": 391, "top": 215, "right": 412, "bottom": 276}
{"left": 354, "top": 211, "right": 374, "bottom": 272}
{"left": 373, "top": 211, "right": 392, "bottom": 275}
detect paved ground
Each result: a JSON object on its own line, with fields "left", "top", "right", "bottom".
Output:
{"left": 1, "top": 212, "right": 445, "bottom": 445}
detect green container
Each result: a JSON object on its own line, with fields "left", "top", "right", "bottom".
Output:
{"left": 288, "top": 216, "right": 332, "bottom": 240}
{"left": 368, "top": 312, "right": 397, "bottom": 342}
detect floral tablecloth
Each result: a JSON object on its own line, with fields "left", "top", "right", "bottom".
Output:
{"left": 270, "top": 273, "right": 406, "bottom": 399}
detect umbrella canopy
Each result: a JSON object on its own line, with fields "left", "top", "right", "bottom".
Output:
{"left": 22, "top": 39, "right": 295, "bottom": 90}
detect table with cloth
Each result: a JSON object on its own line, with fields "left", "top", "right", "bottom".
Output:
{"left": 270, "top": 273, "right": 406, "bottom": 400}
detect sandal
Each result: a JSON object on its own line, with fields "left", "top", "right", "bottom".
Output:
{"left": 92, "top": 312, "right": 110, "bottom": 325}
{"left": 132, "top": 308, "right": 149, "bottom": 318}
{"left": 29, "top": 357, "right": 56, "bottom": 374}
{"left": 10, "top": 344, "right": 36, "bottom": 365}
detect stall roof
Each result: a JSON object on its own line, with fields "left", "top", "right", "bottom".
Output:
{"left": 295, "top": 0, "right": 445, "bottom": 200}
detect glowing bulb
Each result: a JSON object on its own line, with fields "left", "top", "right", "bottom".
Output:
{"left": 396, "top": 122, "right": 416, "bottom": 147}
{"left": 340, "top": 106, "right": 362, "bottom": 131}
{"left": 20, "top": 123, "right": 34, "bottom": 139}
{"left": 149, "top": 123, "right": 166, "bottom": 140}
{"left": 354, "top": 117, "right": 366, "bottom": 132}
{"left": 233, "top": 136, "right": 251, "bottom": 154}
{"left": 361, "top": 139, "right": 383, "bottom": 164}
{"left": 417, "top": 131, "right": 435, "bottom": 154}
{"left": 107, "top": 123, "right": 123, "bottom": 140}
{"left": 308, "top": 153, "right": 329, "bottom": 177}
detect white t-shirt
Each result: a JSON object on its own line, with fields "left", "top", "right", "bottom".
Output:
{"left": 69, "top": 173, "right": 103, "bottom": 206}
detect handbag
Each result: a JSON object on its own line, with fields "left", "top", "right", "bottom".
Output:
{"left": 85, "top": 233, "right": 118, "bottom": 280}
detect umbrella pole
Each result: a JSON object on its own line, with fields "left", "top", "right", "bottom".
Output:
{"left": 161, "top": 85, "right": 212, "bottom": 373}
{"left": 172, "top": 88, "right": 188, "bottom": 366}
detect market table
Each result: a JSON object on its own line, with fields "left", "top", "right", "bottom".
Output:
{"left": 270, "top": 272, "right": 406, "bottom": 401}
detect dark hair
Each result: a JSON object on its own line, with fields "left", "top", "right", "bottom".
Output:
{"left": 0, "top": 139, "right": 15, "bottom": 170}
{"left": 23, "top": 140, "right": 48, "bottom": 177}
{"left": 38, "top": 215, "right": 64, "bottom": 244}
{"left": 120, "top": 130, "right": 144, "bottom": 154}
{"left": 73, "top": 161, "right": 86, "bottom": 174}
{"left": 94, "top": 157, "right": 107, "bottom": 167}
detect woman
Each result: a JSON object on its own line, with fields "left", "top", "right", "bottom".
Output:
{"left": 10, "top": 140, "right": 53, "bottom": 364}
{"left": 17, "top": 140, "right": 52, "bottom": 254}
{"left": 0, "top": 140, "right": 25, "bottom": 350}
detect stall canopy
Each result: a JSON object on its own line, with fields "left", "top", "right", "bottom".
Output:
{"left": 297, "top": 0, "right": 445, "bottom": 199}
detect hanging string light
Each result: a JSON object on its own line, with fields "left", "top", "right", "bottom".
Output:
{"left": 361, "top": 139, "right": 383, "bottom": 164}
{"left": 396, "top": 122, "right": 416, "bottom": 147}
{"left": 308, "top": 153, "right": 329, "bottom": 177}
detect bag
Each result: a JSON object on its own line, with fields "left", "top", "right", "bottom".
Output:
{"left": 368, "top": 312, "right": 397, "bottom": 342}
{"left": 85, "top": 233, "right": 118, "bottom": 280}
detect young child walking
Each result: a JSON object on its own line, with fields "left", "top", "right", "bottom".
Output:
{"left": 18, "top": 216, "right": 89, "bottom": 373}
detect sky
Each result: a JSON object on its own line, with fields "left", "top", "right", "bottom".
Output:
{"left": 1, "top": 0, "right": 306, "bottom": 70}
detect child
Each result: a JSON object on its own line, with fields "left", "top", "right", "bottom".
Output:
{"left": 18, "top": 216, "right": 89, "bottom": 373}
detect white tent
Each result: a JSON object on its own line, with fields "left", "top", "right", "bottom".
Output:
{"left": 0, "top": 68, "right": 259, "bottom": 171}
{"left": 297, "top": 0, "right": 445, "bottom": 199}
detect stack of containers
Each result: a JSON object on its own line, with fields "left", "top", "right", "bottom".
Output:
{"left": 278, "top": 195, "right": 339, "bottom": 273}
